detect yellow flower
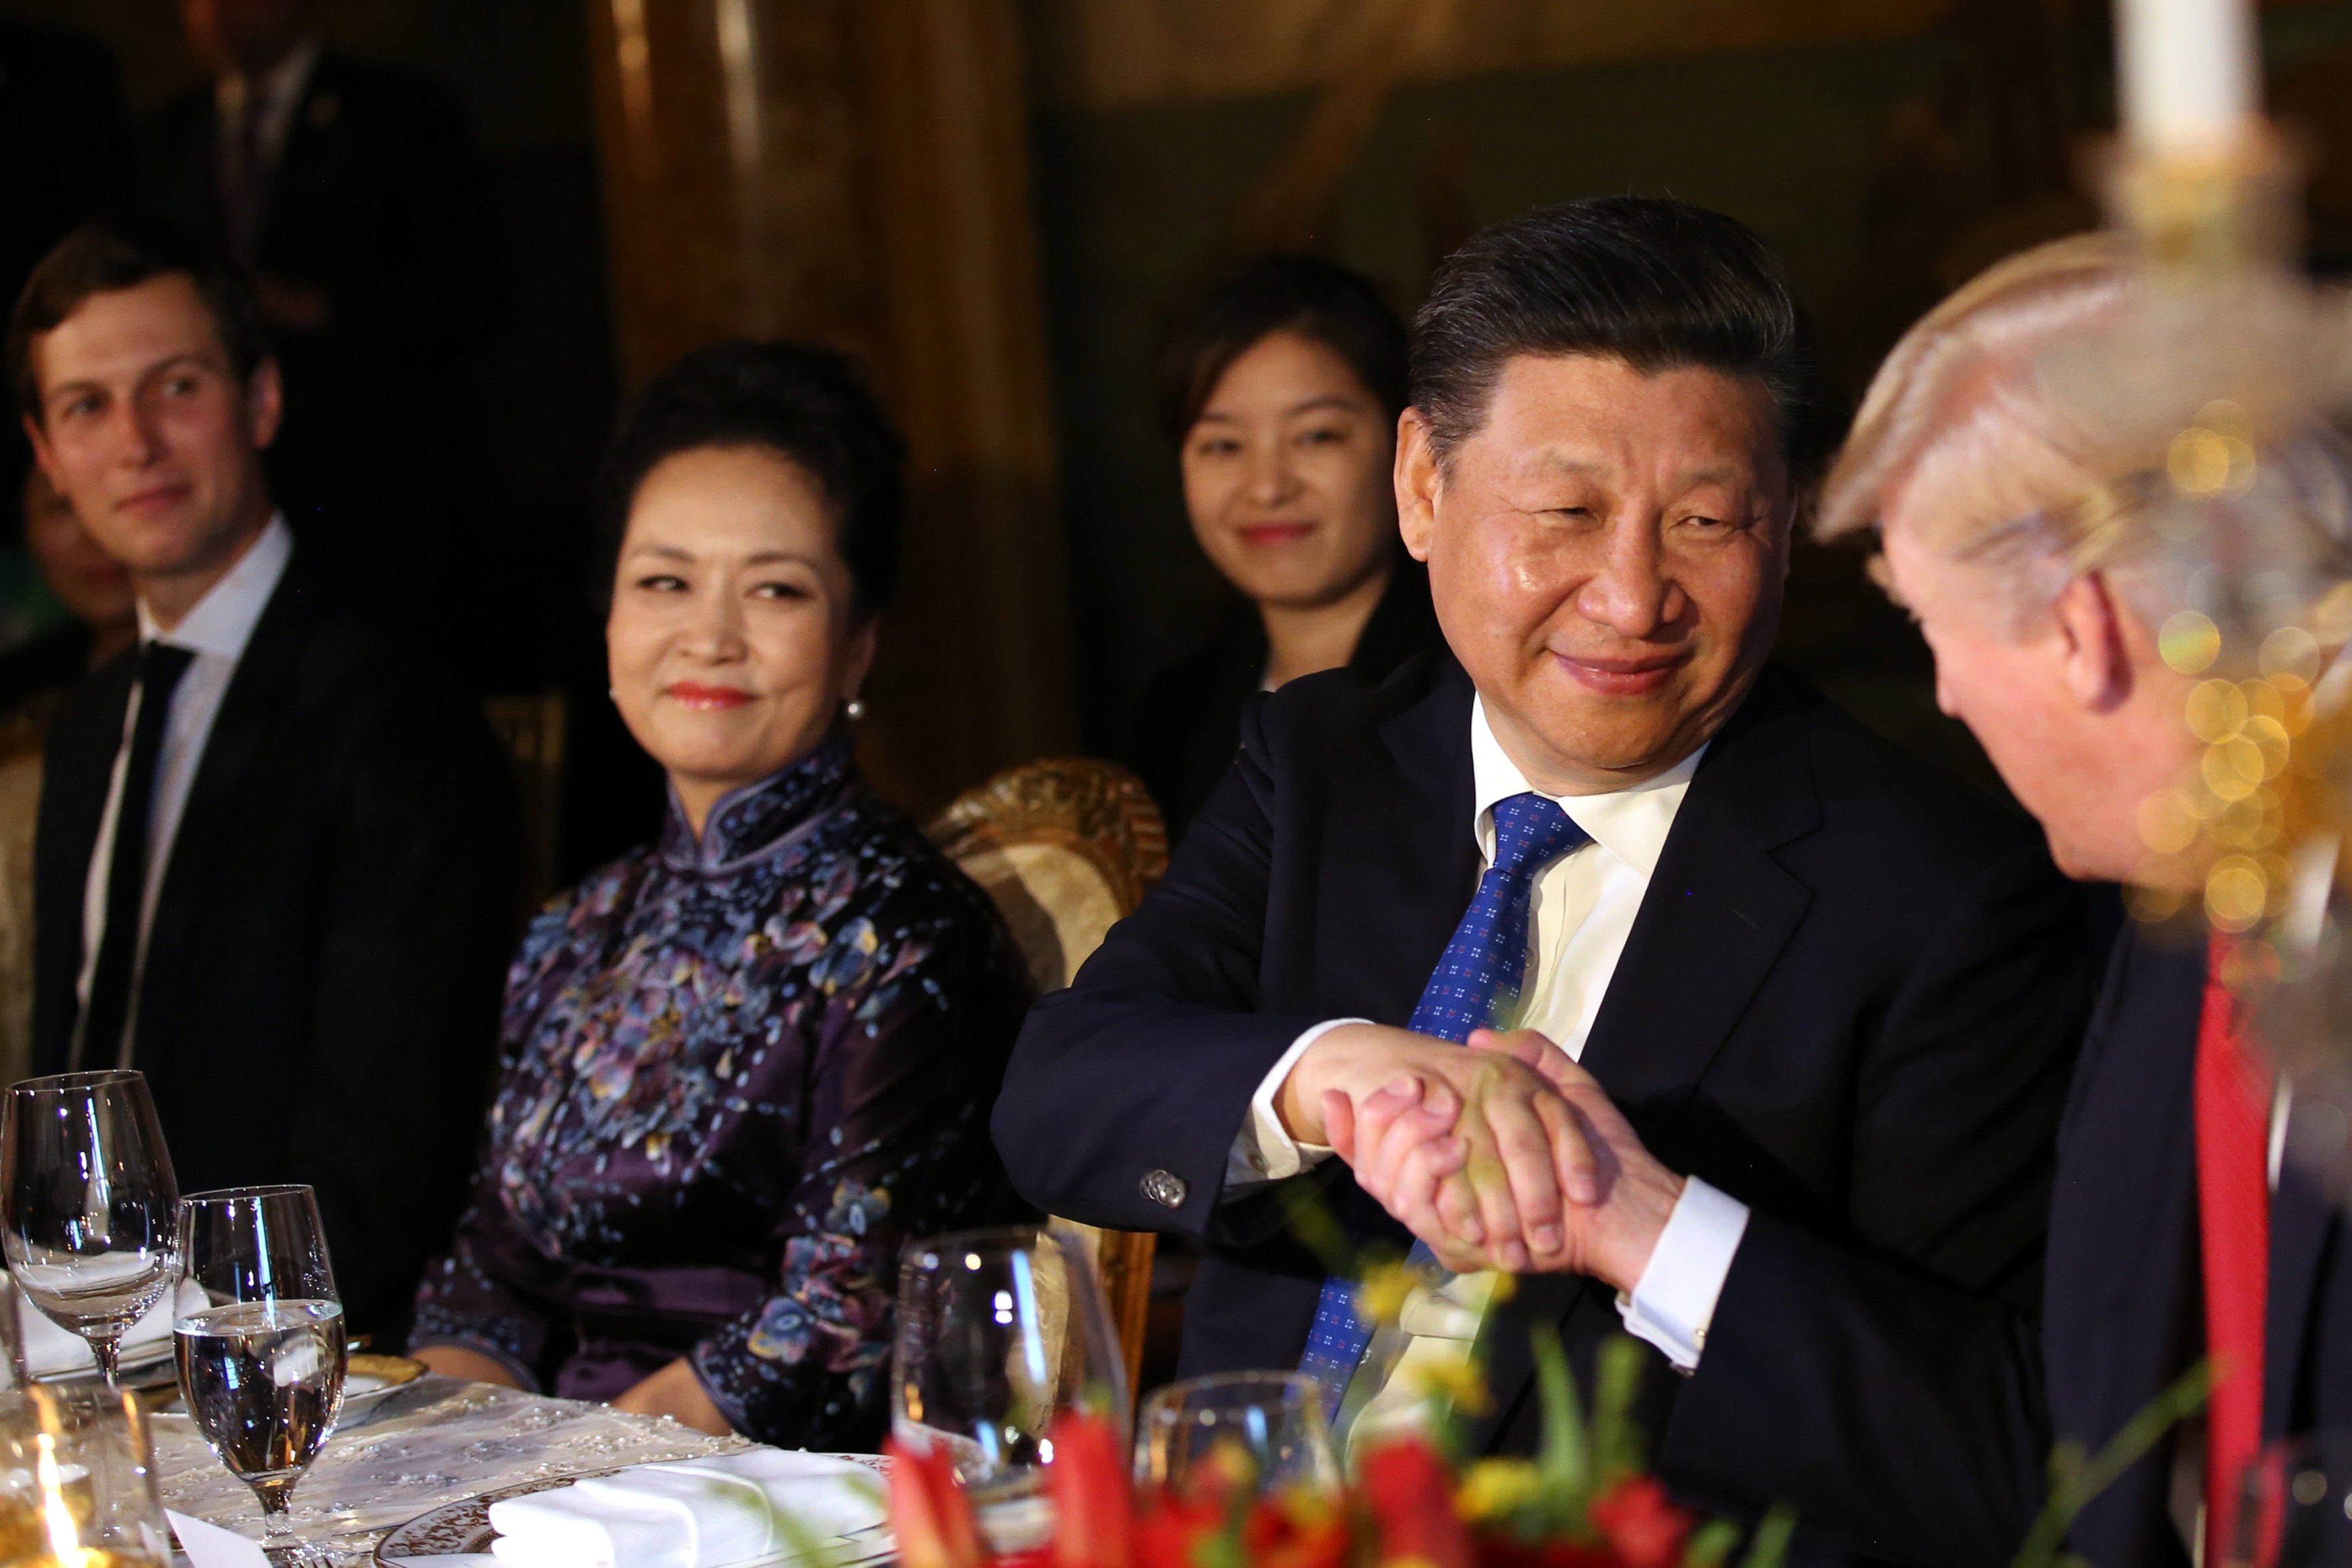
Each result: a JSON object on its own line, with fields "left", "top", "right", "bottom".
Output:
{"left": 1456, "top": 1458, "right": 1542, "bottom": 1522}
{"left": 1408, "top": 1356, "right": 1493, "bottom": 1417}
{"left": 1353, "top": 1259, "right": 1425, "bottom": 1330}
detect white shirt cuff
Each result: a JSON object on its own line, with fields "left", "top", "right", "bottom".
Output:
{"left": 1614, "top": 1175, "right": 1750, "bottom": 1373}
{"left": 1222, "top": 1018, "right": 1370, "bottom": 1188}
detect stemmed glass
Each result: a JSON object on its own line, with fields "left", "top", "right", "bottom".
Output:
{"left": 2236, "top": 1435, "right": 2352, "bottom": 1568}
{"left": 892, "top": 1226, "right": 1132, "bottom": 1554}
{"left": 0, "top": 1072, "right": 180, "bottom": 1389}
{"left": 173, "top": 1186, "right": 347, "bottom": 1564}
{"left": 1134, "top": 1371, "right": 1340, "bottom": 1497}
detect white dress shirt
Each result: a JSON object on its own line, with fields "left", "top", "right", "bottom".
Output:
{"left": 1224, "top": 695, "right": 1751, "bottom": 1430}
{"left": 74, "top": 518, "right": 292, "bottom": 1067}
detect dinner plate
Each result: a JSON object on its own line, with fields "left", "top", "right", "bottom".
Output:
{"left": 372, "top": 1453, "right": 895, "bottom": 1565}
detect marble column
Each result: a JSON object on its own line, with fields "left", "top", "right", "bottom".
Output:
{"left": 585, "top": 0, "right": 1072, "bottom": 810}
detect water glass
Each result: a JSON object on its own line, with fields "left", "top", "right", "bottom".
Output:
{"left": 173, "top": 1186, "right": 346, "bottom": 1563}
{"left": 1135, "top": 1371, "right": 1339, "bottom": 1497}
{"left": 892, "top": 1226, "right": 1131, "bottom": 1553}
{"left": 0, "top": 1381, "right": 172, "bottom": 1566}
{"left": 0, "top": 1073, "right": 179, "bottom": 1389}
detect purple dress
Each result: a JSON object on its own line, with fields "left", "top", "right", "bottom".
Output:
{"left": 410, "top": 735, "right": 1027, "bottom": 1448}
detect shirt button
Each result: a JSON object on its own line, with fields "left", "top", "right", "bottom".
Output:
{"left": 1141, "top": 1169, "right": 1188, "bottom": 1209}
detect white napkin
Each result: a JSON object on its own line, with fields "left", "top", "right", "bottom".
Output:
{"left": 7, "top": 1276, "right": 202, "bottom": 1381}
{"left": 486, "top": 1450, "right": 885, "bottom": 1568}
{"left": 167, "top": 1508, "right": 271, "bottom": 1568}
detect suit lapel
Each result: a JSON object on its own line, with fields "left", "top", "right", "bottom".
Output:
{"left": 1580, "top": 674, "right": 1818, "bottom": 1110}
{"left": 1468, "top": 674, "right": 1820, "bottom": 1452}
{"left": 1363, "top": 658, "right": 1480, "bottom": 1021}
{"left": 142, "top": 560, "right": 319, "bottom": 992}
{"left": 2267, "top": 1156, "right": 2335, "bottom": 1438}
{"left": 32, "top": 658, "right": 137, "bottom": 1069}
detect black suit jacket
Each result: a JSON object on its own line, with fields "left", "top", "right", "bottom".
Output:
{"left": 144, "top": 52, "right": 503, "bottom": 637}
{"left": 1129, "top": 557, "right": 1446, "bottom": 844}
{"left": 995, "top": 654, "right": 2097, "bottom": 1537}
{"left": 1678, "top": 926, "right": 2352, "bottom": 1567}
{"left": 31, "top": 550, "right": 517, "bottom": 1342}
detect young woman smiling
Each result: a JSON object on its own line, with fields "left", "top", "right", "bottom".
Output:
{"left": 1130, "top": 257, "right": 1443, "bottom": 841}
{"left": 408, "top": 341, "right": 1027, "bottom": 1448}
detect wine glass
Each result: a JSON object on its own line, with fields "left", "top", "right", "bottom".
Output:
{"left": 1135, "top": 1371, "right": 1340, "bottom": 1497}
{"left": 0, "top": 1072, "right": 179, "bottom": 1389}
{"left": 173, "top": 1186, "right": 347, "bottom": 1564}
{"left": 2237, "top": 1434, "right": 2352, "bottom": 1568}
{"left": 892, "top": 1225, "right": 1132, "bottom": 1554}
{"left": 0, "top": 1381, "right": 173, "bottom": 1566}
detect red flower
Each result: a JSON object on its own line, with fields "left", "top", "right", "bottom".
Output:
{"left": 1047, "top": 1412, "right": 1134, "bottom": 1568}
{"left": 884, "top": 1436, "right": 986, "bottom": 1568}
{"left": 1588, "top": 1477, "right": 1692, "bottom": 1568}
{"left": 1359, "top": 1440, "right": 1474, "bottom": 1568}
{"left": 1131, "top": 1490, "right": 1224, "bottom": 1568}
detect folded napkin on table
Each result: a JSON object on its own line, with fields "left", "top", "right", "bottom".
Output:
{"left": 7, "top": 1276, "right": 204, "bottom": 1381}
{"left": 486, "top": 1449, "right": 886, "bottom": 1568}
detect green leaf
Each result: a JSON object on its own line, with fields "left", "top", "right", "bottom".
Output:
{"left": 1592, "top": 1334, "right": 1646, "bottom": 1481}
{"left": 1683, "top": 1518, "right": 1743, "bottom": 1568}
{"left": 1531, "top": 1323, "right": 1590, "bottom": 1520}
{"left": 2008, "top": 1361, "right": 2212, "bottom": 1568}
{"left": 1739, "top": 1506, "right": 1798, "bottom": 1568}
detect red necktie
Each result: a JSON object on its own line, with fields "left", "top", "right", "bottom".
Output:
{"left": 2198, "top": 934, "right": 2271, "bottom": 1564}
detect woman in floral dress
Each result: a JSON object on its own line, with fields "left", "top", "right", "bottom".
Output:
{"left": 409, "top": 341, "right": 1029, "bottom": 1449}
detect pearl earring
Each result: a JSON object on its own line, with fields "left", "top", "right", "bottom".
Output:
{"left": 844, "top": 697, "right": 867, "bottom": 722}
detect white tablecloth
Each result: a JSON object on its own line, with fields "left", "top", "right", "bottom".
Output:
{"left": 155, "top": 1377, "right": 751, "bottom": 1565}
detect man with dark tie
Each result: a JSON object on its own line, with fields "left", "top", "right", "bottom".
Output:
{"left": 145, "top": 0, "right": 503, "bottom": 647}
{"left": 993, "top": 197, "right": 2103, "bottom": 1553}
{"left": 1338, "top": 236, "right": 2352, "bottom": 1568}
{"left": 8, "top": 216, "right": 515, "bottom": 1342}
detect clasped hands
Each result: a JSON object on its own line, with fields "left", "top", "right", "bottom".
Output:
{"left": 1276, "top": 1024, "right": 1685, "bottom": 1291}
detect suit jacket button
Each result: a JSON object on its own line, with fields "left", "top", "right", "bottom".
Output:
{"left": 1141, "top": 1169, "right": 1187, "bottom": 1209}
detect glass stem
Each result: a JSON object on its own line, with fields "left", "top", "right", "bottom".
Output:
{"left": 253, "top": 1476, "right": 295, "bottom": 1542}
{"left": 85, "top": 1327, "right": 122, "bottom": 1389}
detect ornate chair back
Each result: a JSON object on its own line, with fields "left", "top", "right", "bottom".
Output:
{"left": 927, "top": 758, "right": 1169, "bottom": 1395}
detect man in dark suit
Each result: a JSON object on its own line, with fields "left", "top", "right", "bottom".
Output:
{"left": 1337, "top": 236, "right": 2352, "bottom": 1567}
{"left": 993, "top": 198, "right": 2099, "bottom": 1550}
{"left": 145, "top": 0, "right": 503, "bottom": 646}
{"left": 9, "top": 216, "right": 515, "bottom": 1343}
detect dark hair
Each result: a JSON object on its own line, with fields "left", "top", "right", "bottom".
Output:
{"left": 1155, "top": 255, "right": 1409, "bottom": 443}
{"left": 1411, "top": 197, "right": 1841, "bottom": 486}
{"left": 595, "top": 339, "right": 906, "bottom": 617}
{"left": 8, "top": 214, "right": 269, "bottom": 423}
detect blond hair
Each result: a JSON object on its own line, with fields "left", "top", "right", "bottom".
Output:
{"left": 1816, "top": 235, "right": 2148, "bottom": 625}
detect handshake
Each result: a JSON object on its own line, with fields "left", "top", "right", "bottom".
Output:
{"left": 1277, "top": 1024, "right": 1687, "bottom": 1289}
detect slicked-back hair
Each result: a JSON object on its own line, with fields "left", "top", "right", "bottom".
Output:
{"left": 1156, "top": 255, "right": 1409, "bottom": 443}
{"left": 8, "top": 214, "right": 269, "bottom": 424}
{"left": 1411, "top": 196, "right": 1841, "bottom": 486}
{"left": 594, "top": 339, "right": 907, "bottom": 619}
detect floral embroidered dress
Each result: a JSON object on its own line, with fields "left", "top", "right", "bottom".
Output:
{"left": 411, "top": 734, "right": 1027, "bottom": 1448}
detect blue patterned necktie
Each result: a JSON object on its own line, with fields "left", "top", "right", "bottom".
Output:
{"left": 1295, "top": 792, "right": 1591, "bottom": 1416}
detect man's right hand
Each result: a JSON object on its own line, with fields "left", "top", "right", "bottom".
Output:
{"left": 1278, "top": 1022, "right": 1597, "bottom": 1272}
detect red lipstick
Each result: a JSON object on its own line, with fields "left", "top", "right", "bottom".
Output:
{"left": 664, "top": 682, "right": 754, "bottom": 710}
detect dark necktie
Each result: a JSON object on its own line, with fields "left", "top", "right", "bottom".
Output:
{"left": 1295, "top": 791, "right": 1591, "bottom": 1416}
{"left": 2197, "top": 933, "right": 2270, "bottom": 1565}
{"left": 221, "top": 90, "right": 269, "bottom": 264}
{"left": 76, "top": 642, "right": 196, "bottom": 1069}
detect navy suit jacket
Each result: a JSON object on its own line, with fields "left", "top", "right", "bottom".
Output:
{"left": 994, "top": 654, "right": 2098, "bottom": 1549}
{"left": 1678, "top": 926, "right": 2352, "bottom": 1566}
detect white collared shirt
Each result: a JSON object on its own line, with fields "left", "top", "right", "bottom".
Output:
{"left": 74, "top": 517, "right": 293, "bottom": 1067}
{"left": 1225, "top": 693, "right": 1750, "bottom": 1419}
{"left": 214, "top": 34, "right": 325, "bottom": 185}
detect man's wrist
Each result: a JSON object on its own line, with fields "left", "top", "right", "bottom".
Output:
{"left": 1599, "top": 1169, "right": 1687, "bottom": 1293}
{"left": 1275, "top": 1022, "right": 1378, "bottom": 1143}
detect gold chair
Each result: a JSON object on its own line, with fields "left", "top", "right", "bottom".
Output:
{"left": 927, "top": 758, "right": 1169, "bottom": 1395}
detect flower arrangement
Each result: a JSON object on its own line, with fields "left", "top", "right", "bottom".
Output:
{"left": 886, "top": 1333, "right": 1794, "bottom": 1568}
